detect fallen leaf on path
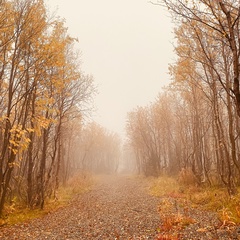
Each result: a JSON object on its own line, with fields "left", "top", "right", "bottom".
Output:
{"left": 196, "top": 227, "right": 207, "bottom": 232}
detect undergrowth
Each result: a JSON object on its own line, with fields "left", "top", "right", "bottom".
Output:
{"left": 150, "top": 174, "right": 240, "bottom": 229}
{"left": 0, "top": 172, "right": 93, "bottom": 226}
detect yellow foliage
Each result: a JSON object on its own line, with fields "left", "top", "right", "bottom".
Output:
{"left": 31, "top": 116, "right": 53, "bottom": 136}
{"left": 8, "top": 125, "right": 31, "bottom": 155}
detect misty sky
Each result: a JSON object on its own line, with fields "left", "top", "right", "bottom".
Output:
{"left": 47, "top": 0, "right": 174, "bottom": 139}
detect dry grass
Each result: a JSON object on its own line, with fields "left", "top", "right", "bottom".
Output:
{"left": 59, "top": 171, "right": 93, "bottom": 197}
{"left": 150, "top": 176, "right": 181, "bottom": 198}
{"left": 187, "top": 187, "right": 240, "bottom": 224}
{"left": 1, "top": 172, "right": 93, "bottom": 226}
{"left": 150, "top": 175, "right": 240, "bottom": 226}
{"left": 157, "top": 198, "right": 195, "bottom": 234}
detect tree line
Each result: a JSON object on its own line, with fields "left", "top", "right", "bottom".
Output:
{"left": 0, "top": 0, "right": 95, "bottom": 216}
{"left": 74, "top": 122, "right": 121, "bottom": 174}
{"left": 127, "top": 0, "right": 240, "bottom": 195}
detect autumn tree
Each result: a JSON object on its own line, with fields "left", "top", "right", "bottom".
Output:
{"left": 153, "top": 0, "right": 240, "bottom": 116}
{"left": 126, "top": 97, "right": 177, "bottom": 177}
{"left": 0, "top": 0, "right": 95, "bottom": 215}
{"left": 170, "top": 7, "right": 240, "bottom": 193}
{"left": 0, "top": 0, "right": 49, "bottom": 214}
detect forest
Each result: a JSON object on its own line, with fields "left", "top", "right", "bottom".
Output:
{"left": 0, "top": 0, "right": 120, "bottom": 217}
{"left": 1, "top": 0, "right": 240, "bottom": 239}
{"left": 127, "top": 0, "right": 240, "bottom": 195}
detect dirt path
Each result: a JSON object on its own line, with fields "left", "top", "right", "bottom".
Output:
{"left": 1, "top": 175, "right": 240, "bottom": 239}
{"left": 0, "top": 175, "right": 160, "bottom": 239}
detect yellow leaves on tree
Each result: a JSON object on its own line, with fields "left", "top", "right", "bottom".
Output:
{"left": 32, "top": 116, "right": 53, "bottom": 136}
{"left": 9, "top": 125, "right": 31, "bottom": 155}
{"left": 169, "top": 58, "right": 195, "bottom": 84}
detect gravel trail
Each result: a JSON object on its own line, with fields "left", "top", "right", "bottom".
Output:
{"left": 0, "top": 175, "right": 160, "bottom": 239}
{"left": 1, "top": 175, "right": 240, "bottom": 239}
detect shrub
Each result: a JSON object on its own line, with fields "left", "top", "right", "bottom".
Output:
{"left": 178, "top": 167, "right": 198, "bottom": 186}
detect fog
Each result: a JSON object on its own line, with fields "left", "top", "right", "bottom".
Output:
{"left": 47, "top": 0, "right": 174, "bottom": 140}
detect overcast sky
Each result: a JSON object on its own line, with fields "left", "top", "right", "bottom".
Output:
{"left": 47, "top": 0, "right": 174, "bottom": 140}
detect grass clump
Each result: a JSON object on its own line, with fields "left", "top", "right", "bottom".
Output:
{"left": 156, "top": 197, "right": 195, "bottom": 237}
{"left": 150, "top": 176, "right": 181, "bottom": 198}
